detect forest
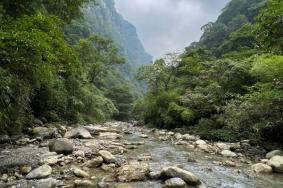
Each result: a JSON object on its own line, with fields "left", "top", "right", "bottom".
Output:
{"left": 0, "top": 0, "right": 283, "bottom": 187}
{"left": 0, "top": 0, "right": 283, "bottom": 146}
{"left": 135, "top": 0, "right": 283, "bottom": 145}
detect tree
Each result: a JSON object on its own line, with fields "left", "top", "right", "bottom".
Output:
{"left": 255, "top": 0, "right": 283, "bottom": 54}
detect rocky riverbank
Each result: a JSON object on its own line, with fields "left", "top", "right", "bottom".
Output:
{"left": 0, "top": 121, "right": 283, "bottom": 188}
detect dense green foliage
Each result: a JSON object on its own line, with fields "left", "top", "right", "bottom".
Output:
{"left": 136, "top": 0, "right": 283, "bottom": 143}
{"left": 0, "top": 0, "right": 138, "bottom": 134}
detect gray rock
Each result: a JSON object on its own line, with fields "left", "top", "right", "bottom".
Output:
{"left": 73, "top": 167, "right": 89, "bottom": 178}
{"left": 49, "top": 138, "right": 73, "bottom": 155}
{"left": 161, "top": 166, "right": 200, "bottom": 185}
{"left": 64, "top": 127, "right": 92, "bottom": 139}
{"left": 32, "top": 127, "right": 56, "bottom": 138}
{"left": 74, "top": 180, "right": 94, "bottom": 188}
{"left": 26, "top": 164, "right": 52, "bottom": 179}
{"left": 0, "top": 135, "right": 10, "bottom": 144}
{"left": 220, "top": 150, "right": 237, "bottom": 157}
{"left": 83, "top": 156, "right": 103, "bottom": 168}
{"left": 165, "top": 177, "right": 186, "bottom": 188}
{"left": 149, "top": 171, "right": 161, "bottom": 179}
{"left": 266, "top": 150, "right": 283, "bottom": 159}
{"left": 98, "top": 132, "right": 123, "bottom": 140}
{"left": 33, "top": 178, "right": 57, "bottom": 188}
{"left": 116, "top": 161, "right": 150, "bottom": 182}
{"left": 98, "top": 150, "right": 116, "bottom": 163}
{"left": 251, "top": 163, "right": 272, "bottom": 174}
{"left": 195, "top": 140, "right": 206, "bottom": 145}
{"left": 267, "top": 155, "right": 283, "bottom": 173}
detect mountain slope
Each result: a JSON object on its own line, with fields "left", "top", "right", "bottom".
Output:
{"left": 83, "top": 0, "right": 152, "bottom": 78}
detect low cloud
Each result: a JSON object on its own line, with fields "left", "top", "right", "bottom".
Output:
{"left": 115, "top": 0, "right": 230, "bottom": 59}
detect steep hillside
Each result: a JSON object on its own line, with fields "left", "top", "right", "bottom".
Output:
{"left": 83, "top": 0, "right": 152, "bottom": 78}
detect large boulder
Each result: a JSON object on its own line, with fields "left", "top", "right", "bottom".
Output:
{"left": 64, "top": 127, "right": 92, "bottom": 139}
{"left": 26, "top": 164, "right": 52, "bottom": 179}
{"left": 266, "top": 150, "right": 283, "bottom": 159}
{"left": 160, "top": 167, "right": 200, "bottom": 185}
{"left": 251, "top": 163, "right": 272, "bottom": 174}
{"left": 49, "top": 138, "right": 73, "bottom": 155}
{"left": 267, "top": 155, "right": 283, "bottom": 173}
{"left": 116, "top": 161, "right": 150, "bottom": 182}
{"left": 220, "top": 150, "right": 237, "bottom": 157}
{"left": 32, "top": 127, "right": 57, "bottom": 138}
{"left": 165, "top": 177, "right": 186, "bottom": 188}
{"left": 98, "top": 150, "right": 116, "bottom": 163}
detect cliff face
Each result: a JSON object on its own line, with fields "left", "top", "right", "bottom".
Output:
{"left": 83, "top": 0, "right": 152, "bottom": 78}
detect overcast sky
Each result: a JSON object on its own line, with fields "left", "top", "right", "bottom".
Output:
{"left": 115, "top": 0, "right": 230, "bottom": 59}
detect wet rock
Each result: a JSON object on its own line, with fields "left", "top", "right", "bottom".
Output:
{"left": 220, "top": 150, "right": 237, "bottom": 157}
{"left": 266, "top": 150, "right": 283, "bottom": 159}
{"left": 83, "top": 156, "right": 104, "bottom": 168}
{"left": 99, "top": 150, "right": 116, "bottom": 163}
{"left": 73, "top": 167, "right": 89, "bottom": 178}
{"left": 165, "top": 177, "right": 186, "bottom": 188}
{"left": 98, "top": 132, "right": 123, "bottom": 140}
{"left": 116, "top": 161, "right": 150, "bottom": 182}
{"left": 49, "top": 138, "right": 73, "bottom": 155}
{"left": 251, "top": 163, "right": 272, "bottom": 174}
{"left": 64, "top": 127, "right": 92, "bottom": 139}
{"left": 267, "top": 155, "right": 283, "bottom": 173}
{"left": 26, "top": 164, "right": 52, "bottom": 179}
{"left": 160, "top": 166, "right": 200, "bottom": 185}
{"left": 74, "top": 180, "right": 94, "bottom": 188}
{"left": 33, "top": 178, "right": 57, "bottom": 188}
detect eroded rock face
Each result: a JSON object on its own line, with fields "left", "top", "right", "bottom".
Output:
{"left": 116, "top": 161, "right": 150, "bottom": 182}
{"left": 26, "top": 164, "right": 52, "bottom": 179}
{"left": 251, "top": 163, "right": 272, "bottom": 174}
{"left": 267, "top": 155, "right": 283, "bottom": 173}
{"left": 99, "top": 150, "right": 116, "bottom": 163}
{"left": 160, "top": 166, "right": 200, "bottom": 185}
{"left": 49, "top": 138, "right": 73, "bottom": 155}
{"left": 165, "top": 177, "right": 186, "bottom": 188}
{"left": 64, "top": 127, "right": 92, "bottom": 139}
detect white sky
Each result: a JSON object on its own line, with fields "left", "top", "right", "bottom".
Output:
{"left": 115, "top": 0, "right": 230, "bottom": 59}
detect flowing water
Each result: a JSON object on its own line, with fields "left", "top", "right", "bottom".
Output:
{"left": 115, "top": 130, "right": 283, "bottom": 188}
